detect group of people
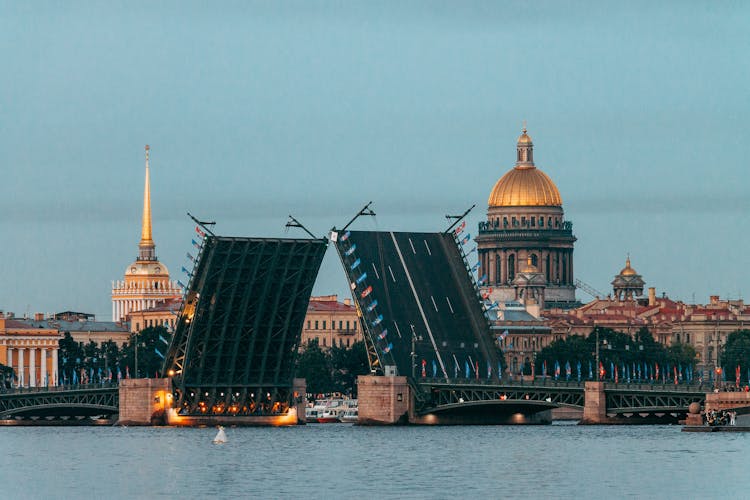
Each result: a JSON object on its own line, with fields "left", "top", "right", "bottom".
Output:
{"left": 705, "top": 409, "right": 737, "bottom": 426}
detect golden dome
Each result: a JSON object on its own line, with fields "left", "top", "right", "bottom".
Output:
{"left": 488, "top": 167, "right": 562, "bottom": 207}
{"left": 517, "top": 128, "right": 532, "bottom": 145}
{"left": 521, "top": 256, "right": 539, "bottom": 274}
{"left": 488, "top": 127, "right": 562, "bottom": 207}
{"left": 619, "top": 257, "right": 637, "bottom": 276}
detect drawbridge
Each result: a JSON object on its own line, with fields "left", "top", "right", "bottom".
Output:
{"left": 162, "top": 233, "right": 327, "bottom": 419}
{"left": 331, "top": 228, "right": 499, "bottom": 384}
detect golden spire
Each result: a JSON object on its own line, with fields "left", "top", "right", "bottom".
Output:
{"left": 138, "top": 145, "right": 156, "bottom": 261}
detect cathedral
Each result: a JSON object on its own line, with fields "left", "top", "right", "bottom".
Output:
{"left": 476, "top": 128, "right": 578, "bottom": 309}
{"left": 111, "top": 146, "right": 181, "bottom": 324}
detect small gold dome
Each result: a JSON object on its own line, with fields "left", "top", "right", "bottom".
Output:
{"left": 488, "top": 167, "right": 562, "bottom": 207}
{"left": 619, "top": 257, "right": 637, "bottom": 276}
{"left": 521, "top": 256, "right": 539, "bottom": 274}
{"left": 517, "top": 128, "right": 532, "bottom": 145}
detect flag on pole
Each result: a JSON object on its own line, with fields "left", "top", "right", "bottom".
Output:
{"left": 736, "top": 365, "right": 741, "bottom": 388}
{"left": 340, "top": 230, "right": 351, "bottom": 241}
{"left": 186, "top": 252, "right": 194, "bottom": 262}
{"left": 454, "top": 221, "right": 466, "bottom": 235}
{"left": 195, "top": 225, "right": 205, "bottom": 237}
{"left": 356, "top": 272, "right": 368, "bottom": 285}
{"left": 344, "top": 244, "right": 357, "bottom": 256}
{"left": 465, "top": 361, "right": 470, "bottom": 379}
{"left": 192, "top": 239, "right": 201, "bottom": 249}
{"left": 378, "top": 329, "right": 388, "bottom": 340}
{"left": 433, "top": 360, "right": 438, "bottom": 378}
{"left": 421, "top": 359, "right": 426, "bottom": 377}
{"left": 460, "top": 234, "right": 471, "bottom": 245}
{"left": 350, "top": 258, "right": 361, "bottom": 270}
{"left": 588, "top": 360, "right": 593, "bottom": 380}
{"left": 577, "top": 361, "right": 581, "bottom": 382}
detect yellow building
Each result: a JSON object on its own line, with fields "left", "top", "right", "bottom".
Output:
{"left": 127, "top": 298, "right": 181, "bottom": 333}
{"left": 0, "top": 312, "right": 59, "bottom": 387}
{"left": 301, "top": 295, "right": 361, "bottom": 349}
{"left": 112, "top": 145, "right": 181, "bottom": 324}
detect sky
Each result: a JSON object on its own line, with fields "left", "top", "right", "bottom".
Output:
{"left": 1, "top": 1, "right": 749, "bottom": 320}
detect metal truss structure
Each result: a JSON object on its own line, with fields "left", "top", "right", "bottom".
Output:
{"left": 0, "top": 386, "right": 118, "bottom": 418}
{"left": 416, "top": 380, "right": 706, "bottom": 416}
{"left": 162, "top": 235, "right": 327, "bottom": 417}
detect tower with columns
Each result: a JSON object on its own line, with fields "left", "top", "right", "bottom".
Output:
{"left": 111, "top": 146, "right": 181, "bottom": 323}
{"left": 476, "top": 127, "right": 578, "bottom": 308}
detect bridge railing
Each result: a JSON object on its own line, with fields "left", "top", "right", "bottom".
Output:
{"left": 417, "top": 377, "right": 709, "bottom": 392}
{"left": 0, "top": 382, "right": 119, "bottom": 395}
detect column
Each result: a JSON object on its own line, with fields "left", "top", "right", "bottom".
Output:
{"left": 6, "top": 347, "right": 11, "bottom": 373}
{"left": 29, "top": 347, "right": 36, "bottom": 387}
{"left": 17, "top": 348, "right": 25, "bottom": 387}
{"left": 52, "top": 349, "right": 58, "bottom": 387}
{"left": 489, "top": 252, "right": 496, "bottom": 285}
{"left": 40, "top": 347, "right": 47, "bottom": 386}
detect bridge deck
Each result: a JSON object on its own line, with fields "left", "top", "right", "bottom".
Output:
{"left": 333, "top": 230, "right": 497, "bottom": 379}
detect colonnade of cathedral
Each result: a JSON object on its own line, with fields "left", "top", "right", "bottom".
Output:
{"left": 3, "top": 340, "right": 59, "bottom": 387}
{"left": 478, "top": 248, "right": 574, "bottom": 287}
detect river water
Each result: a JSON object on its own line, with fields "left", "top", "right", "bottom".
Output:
{"left": 0, "top": 423, "right": 747, "bottom": 499}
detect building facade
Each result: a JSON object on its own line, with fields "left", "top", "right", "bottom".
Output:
{"left": 111, "top": 145, "right": 181, "bottom": 323}
{"left": 476, "top": 128, "right": 577, "bottom": 308}
{"left": 300, "top": 295, "right": 361, "bottom": 349}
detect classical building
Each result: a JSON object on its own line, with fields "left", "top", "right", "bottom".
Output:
{"left": 127, "top": 298, "right": 181, "bottom": 333}
{"left": 0, "top": 312, "right": 59, "bottom": 387}
{"left": 301, "top": 295, "right": 361, "bottom": 349}
{"left": 476, "top": 128, "right": 578, "bottom": 309}
{"left": 111, "top": 146, "right": 181, "bottom": 323}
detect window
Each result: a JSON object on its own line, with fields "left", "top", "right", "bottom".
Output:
{"left": 347, "top": 339, "right": 350, "bottom": 347}
{"left": 512, "top": 217, "right": 517, "bottom": 227}
{"left": 539, "top": 217, "right": 544, "bottom": 227}
{"left": 346, "top": 320, "right": 350, "bottom": 330}
{"left": 322, "top": 337, "right": 327, "bottom": 347}
{"left": 136, "top": 322, "right": 140, "bottom": 331}
{"left": 686, "top": 333, "right": 690, "bottom": 344}
{"left": 521, "top": 216, "right": 526, "bottom": 226}
{"left": 315, "top": 320, "right": 319, "bottom": 330}
{"left": 323, "top": 321, "right": 327, "bottom": 330}
{"left": 530, "top": 217, "right": 535, "bottom": 227}
{"left": 508, "top": 254, "right": 516, "bottom": 282}
{"left": 548, "top": 217, "right": 552, "bottom": 227}
{"left": 307, "top": 321, "right": 311, "bottom": 329}
{"left": 503, "top": 217, "right": 508, "bottom": 227}
{"left": 531, "top": 254, "right": 538, "bottom": 267}
{"left": 339, "top": 321, "right": 343, "bottom": 329}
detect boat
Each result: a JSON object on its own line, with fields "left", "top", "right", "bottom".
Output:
{"left": 316, "top": 409, "right": 341, "bottom": 423}
{"left": 340, "top": 408, "right": 358, "bottom": 423}
{"left": 212, "top": 425, "right": 228, "bottom": 444}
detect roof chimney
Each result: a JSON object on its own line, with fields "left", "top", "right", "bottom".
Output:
{"left": 648, "top": 287, "right": 656, "bottom": 307}
{"left": 34, "top": 312, "right": 44, "bottom": 321}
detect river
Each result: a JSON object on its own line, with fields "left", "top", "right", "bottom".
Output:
{"left": 0, "top": 423, "right": 747, "bottom": 499}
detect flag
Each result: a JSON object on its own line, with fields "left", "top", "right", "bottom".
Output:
{"left": 599, "top": 361, "right": 605, "bottom": 380}
{"left": 565, "top": 360, "right": 571, "bottom": 381}
{"left": 382, "top": 343, "right": 393, "bottom": 354}
{"left": 465, "top": 360, "right": 470, "bottom": 379}
{"left": 361, "top": 286, "right": 373, "bottom": 298}
{"left": 460, "top": 234, "right": 471, "bottom": 245}
{"left": 554, "top": 360, "right": 560, "bottom": 380}
{"left": 371, "top": 314, "right": 383, "bottom": 326}
{"left": 356, "top": 272, "right": 368, "bottom": 284}
{"left": 454, "top": 221, "right": 466, "bottom": 235}
{"left": 186, "top": 252, "right": 194, "bottom": 262}
{"left": 181, "top": 266, "right": 191, "bottom": 275}
{"left": 433, "top": 360, "right": 438, "bottom": 378}
{"left": 499, "top": 330, "right": 509, "bottom": 341}
{"left": 117, "top": 367, "right": 122, "bottom": 382}
{"left": 378, "top": 329, "right": 388, "bottom": 340}
{"left": 614, "top": 365, "right": 619, "bottom": 384}
{"left": 454, "top": 357, "right": 460, "bottom": 378}
{"left": 542, "top": 360, "right": 547, "bottom": 378}
{"left": 159, "top": 334, "right": 169, "bottom": 345}
{"left": 195, "top": 225, "right": 205, "bottom": 237}
{"left": 674, "top": 365, "right": 678, "bottom": 385}
{"left": 577, "top": 361, "right": 581, "bottom": 382}
{"left": 471, "top": 261, "right": 481, "bottom": 272}
{"left": 737, "top": 365, "right": 741, "bottom": 388}
{"left": 588, "top": 360, "right": 593, "bottom": 380}
{"left": 350, "top": 258, "right": 361, "bottom": 270}
{"left": 466, "top": 246, "right": 477, "bottom": 255}
{"left": 345, "top": 244, "right": 357, "bottom": 256}
{"left": 610, "top": 361, "right": 615, "bottom": 381}
{"left": 477, "top": 274, "right": 487, "bottom": 285}
{"left": 340, "top": 230, "right": 351, "bottom": 241}
{"left": 421, "top": 359, "right": 426, "bottom": 378}
{"left": 155, "top": 348, "right": 165, "bottom": 359}
{"left": 476, "top": 361, "right": 479, "bottom": 380}
{"left": 126, "top": 366, "right": 130, "bottom": 379}
{"left": 367, "top": 300, "right": 378, "bottom": 312}
{"left": 191, "top": 239, "right": 201, "bottom": 249}
{"left": 487, "top": 361, "right": 492, "bottom": 379}
{"left": 177, "top": 280, "right": 186, "bottom": 289}
{"left": 498, "top": 361, "right": 503, "bottom": 380}
{"left": 655, "top": 362, "right": 659, "bottom": 380}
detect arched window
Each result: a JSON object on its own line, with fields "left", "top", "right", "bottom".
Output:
{"left": 503, "top": 217, "right": 508, "bottom": 227}
{"left": 545, "top": 254, "right": 551, "bottom": 282}
{"left": 508, "top": 254, "right": 516, "bottom": 282}
{"left": 531, "top": 254, "right": 538, "bottom": 267}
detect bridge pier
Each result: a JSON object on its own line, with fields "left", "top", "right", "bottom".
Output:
{"left": 581, "top": 381, "right": 607, "bottom": 424}
{"left": 357, "top": 375, "right": 410, "bottom": 425}
{"left": 118, "top": 378, "right": 171, "bottom": 426}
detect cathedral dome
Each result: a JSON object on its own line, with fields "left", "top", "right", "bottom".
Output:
{"left": 488, "top": 128, "right": 562, "bottom": 207}
{"left": 488, "top": 168, "right": 562, "bottom": 207}
{"left": 619, "top": 257, "right": 637, "bottom": 276}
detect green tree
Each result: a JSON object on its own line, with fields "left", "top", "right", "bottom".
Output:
{"left": 329, "top": 341, "right": 370, "bottom": 396}
{"left": 296, "top": 340, "right": 333, "bottom": 395}
{"left": 58, "top": 331, "right": 84, "bottom": 383}
{"left": 120, "top": 326, "right": 171, "bottom": 378}
{"left": 721, "top": 330, "right": 750, "bottom": 384}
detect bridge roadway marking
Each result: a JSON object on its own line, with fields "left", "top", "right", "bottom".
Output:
{"left": 390, "top": 232, "right": 448, "bottom": 378}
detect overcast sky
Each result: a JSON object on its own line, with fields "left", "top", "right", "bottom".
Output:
{"left": 1, "top": 1, "right": 749, "bottom": 319}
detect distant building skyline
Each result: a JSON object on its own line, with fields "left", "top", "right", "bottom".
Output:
{"left": 2, "top": 2, "right": 749, "bottom": 316}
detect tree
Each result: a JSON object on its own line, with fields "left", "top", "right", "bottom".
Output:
{"left": 329, "top": 341, "right": 370, "bottom": 396}
{"left": 721, "top": 330, "right": 750, "bottom": 384}
{"left": 295, "top": 340, "right": 333, "bottom": 395}
{"left": 120, "top": 326, "right": 171, "bottom": 378}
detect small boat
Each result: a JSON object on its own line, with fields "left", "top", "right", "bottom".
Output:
{"left": 316, "top": 410, "right": 341, "bottom": 423}
{"left": 340, "top": 408, "right": 358, "bottom": 423}
{"left": 213, "top": 425, "right": 228, "bottom": 444}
